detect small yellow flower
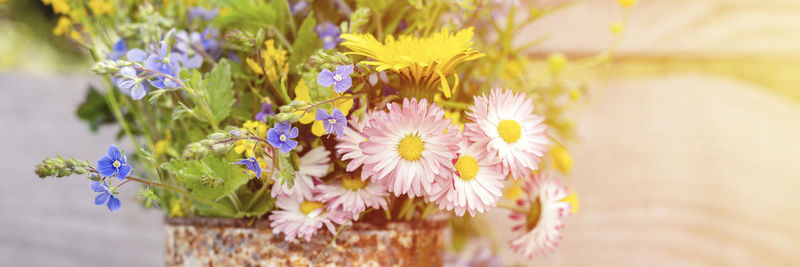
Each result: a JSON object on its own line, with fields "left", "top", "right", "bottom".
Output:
{"left": 89, "top": 0, "right": 115, "bottom": 16}
{"left": 443, "top": 109, "right": 464, "bottom": 133}
{"left": 247, "top": 40, "right": 288, "bottom": 84}
{"left": 617, "top": 0, "right": 636, "bottom": 8}
{"left": 547, "top": 53, "right": 567, "bottom": 74}
{"left": 52, "top": 16, "right": 72, "bottom": 36}
{"left": 610, "top": 22, "right": 624, "bottom": 35}
{"left": 503, "top": 180, "right": 525, "bottom": 201}
{"left": 563, "top": 188, "right": 580, "bottom": 214}
{"left": 168, "top": 198, "right": 185, "bottom": 217}
{"left": 45, "top": 0, "right": 72, "bottom": 15}
{"left": 550, "top": 145, "right": 573, "bottom": 175}
{"left": 234, "top": 120, "right": 268, "bottom": 157}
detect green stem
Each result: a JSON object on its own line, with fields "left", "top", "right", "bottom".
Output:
{"left": 104, "top": 87, "right": 142, "bottom": 150}
{"left": 244, "top": 181, "right": 270, "bottom": 211}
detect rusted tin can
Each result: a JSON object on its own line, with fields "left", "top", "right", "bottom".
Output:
{"left": 164, "top": 217, "right": 448, "bottom": 266}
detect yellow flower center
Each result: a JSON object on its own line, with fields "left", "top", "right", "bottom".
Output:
{"left": 300, "top": 201, "right": 324, "bottom": 215}
{"left": 454, "top": 155, "right": 479, "bottom": 181}
{"left": 497, "top": 120, "right": 522, "bottom": 143}
{"left": 341, "top": 176, "right": 368, "bottom": 190}
{"left": 397, "top": 135, "right": 424, "bottom": 161}
{"left": 113, "top": 160, "right": 121, "bottom": 168}
{"left": 525, "top": 197, "right": 542, "bottom": 231}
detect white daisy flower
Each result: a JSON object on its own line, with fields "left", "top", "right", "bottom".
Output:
{"left": 268, "top": 194, "right": 350, "bottom": 242}
{"left": 429, "top": 138, "right": 505, "bottom": 216}
{"left": 316, "top": 174, "right": 389, "bottom": 219}
{"left": 509, "top": 173, "right": 572, "bottom": 258}
{"left": 464, "top": 88, "right": 550, "bottom": 179}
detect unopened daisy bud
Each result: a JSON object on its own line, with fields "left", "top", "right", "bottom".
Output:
{"left": 547, "top": 53, "right": 567, "bottom": 74}
{"left": 618, "top": 0, "right": 636, "bottom": 8}
{"left": 610, "top": 22, "right": 624, "bottom": 35}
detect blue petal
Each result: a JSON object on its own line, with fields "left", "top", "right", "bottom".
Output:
{"left": 126, "top": 49, "right": 147, "bottom": 62}
{"left": 119, "top": 66, "right": 137, "bottom": 78}
{"left": 90, "top": 181, "right": 106, "bottom": 192}
{"left": 130, "top": 83, "right": 147, "bottom": 100}
{"left": 97, "top": 156, "right": 117, "bottom": 177}
{"left": 333, "top": 76, "right": 352, "bottom": 93}
{"left": 233, "top": 158, "right": 251, "bottom": 165}
{"left": 117, "top": 79, "right": 135, "bottom": 91}
{"left": 334, "top": 64, "right": 354, "bottom": 76}
{"left": 287, "top": 126, "right": 299, "bottom": 138}
{"left": 315, "top": 108, "right": 329, "bottom": 121}
{"left": 333, "top": 108, "right": 346, "bottom": 125}
{"left": 157, "top": 41, "right": 168, "bottom": 56}
{"left": 335, "top": 125, "right": 344, "bottom": 138}
{"left": 116, "top": 164, "right": 131, "bottom": 180}
{"left": 107, "top": 145, "right": 122, "bottom": 160}
{"left": 267, "top": 128, "right": 281, "bottom": 147}
{"left": 107, "top": 196, "right": 121, "bottom": 212}
{"left": 95, "top": 192, "right": 110, "bottom": 205}
{"left": 317, "top": 69, "right": 335, "bottom": 87}
{"left": 281, "top": 139, "right": 298, "bottom": 153}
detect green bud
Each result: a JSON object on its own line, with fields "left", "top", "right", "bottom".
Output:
{"left": 208, "top": 132, "right": 228, "bottom": 140}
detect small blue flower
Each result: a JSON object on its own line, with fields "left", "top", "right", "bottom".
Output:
{"left": 109, "top": 39, "right": 127, "bottom": 60}
{"left": 291, "top": 1, "right": 309, "bottom": 15}
{"left": 255, "top": 102, "right": 274, "bottom": 122}
{"left": 91, "top": 181, "right": 121, "bottom": 212}
{"left": 188, "top": 7, "right": 219, "bottom": 21}
{"left": 144, "top": 41, "right": 182, "bottom": 89}
{"left": 315, "top": 22, "right": 341, "bottom": 50}
{"left": 267, "top": 122, "right": 299, "bottom": 153}
{"left": 116, "top": 66, "right": 149, "bottom": 100}
{"left": 233, "top": 157, "right": 262, "bottom": 179}
{"left": 97, "top": 144, "right": 132, "bottom": 180}
{"left": 315, "top": 108, "right": 347, "bottom": 138}
{"left": 318, "top": 64, "right": 353, "bottom": 93}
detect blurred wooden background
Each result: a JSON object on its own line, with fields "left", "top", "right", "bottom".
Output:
{"left": 2, "top": 0, "right": 800, "bottom": 266}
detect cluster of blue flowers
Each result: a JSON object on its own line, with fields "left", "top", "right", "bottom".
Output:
{"left": 92, "top": 145, "right": 132, "bottom": 212}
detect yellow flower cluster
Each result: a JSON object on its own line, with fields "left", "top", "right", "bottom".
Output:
{"left": 246, "top": 40, "right": 288, "bottom": 84}
{"left": 341, "top": 28, "right": 484, "bottom": 98}
{"left": 292, "top": 80, "right": 354, "bottom": 136}
{"left": 88, "top": 0, "right": 115, "bottom": 16}
{"left": 234, "top": 120, "right": 268, "bottom": 157}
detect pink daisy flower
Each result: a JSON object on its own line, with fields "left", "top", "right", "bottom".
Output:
{"left": 268, "top": 194, "right": 350, "bottom": 242}
{"left": 316, "top": 174, "right": 389, "bottom": 219}
{"left": 360, "top": 98, "right": 460, "bottom": 197}
{"left": 464, "top": 88, "right": 549, "bottom": 179}
{"left": 335, "top": 111, "right": 376, "bottom": 179}
{"left": 509, "top": 173, "right": 572, "bottom": 258}
{"left": 429, "top": 138, "right": 505, "bottom": 216}
{"left": 271, "top": 146, "right": 330, "bottom": 199}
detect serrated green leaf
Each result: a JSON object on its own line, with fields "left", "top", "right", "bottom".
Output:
{"left": 161, "top": 156, "right": 252, "bottom": 201}
{"left": 288, "top": 11, "right": 320, "bottom": 73}
{"left": 277, "top": 152, "right": 295, "bottom": 188}
{"left": 205, "top": 58, "right": 235, "bottom": 126}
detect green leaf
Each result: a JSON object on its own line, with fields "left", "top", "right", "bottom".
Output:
{"left": 204, "top": 58, "right": 235, "bottom": 126}
{"left": 191, "top": 197, "right": 237, "bottom": 217}
{"left": 76, "top": 86, "right": 113, "bottom": 132}
{"left": 212, "top": 0, "right": 277, "bottom": 30}
{"left": 161, "top": 156, "right": 252, "bottom": 201}
{"left": 288, "top": 11, "right": 320, "bottom": 73}
{"left": 277, "top": 152, "right": 295, "bottom": 188}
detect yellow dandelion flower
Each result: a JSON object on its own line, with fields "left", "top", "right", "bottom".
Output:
{"left": 89, "top": 0, "right": 115, "bottom": 16}
{"left": 45, "top": 0, "right": 72, "bottom": 15}
{"left": 340, "top": 27, "right": 484, "bottom": 99}
{"left": 247, "top": 40, "right": 288, "bottom": 84}
{"left": 52, "top": 16, "right": 72, "bottom": 36}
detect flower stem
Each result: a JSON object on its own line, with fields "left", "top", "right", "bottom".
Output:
{"left": 497, "top": 201, "right": 527, "bottom": 213}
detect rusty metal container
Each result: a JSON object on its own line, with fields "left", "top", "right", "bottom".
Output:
{"left": 164, "top": 217, "right": 448, "bottom": 266}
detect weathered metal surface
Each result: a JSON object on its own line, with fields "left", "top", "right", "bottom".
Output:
{"left": 164, "top": 217, "right": 448, "bottom": 266}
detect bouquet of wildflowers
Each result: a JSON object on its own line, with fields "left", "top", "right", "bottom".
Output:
{"left": 33, "top": 0, "right": 632, "bottom": 259}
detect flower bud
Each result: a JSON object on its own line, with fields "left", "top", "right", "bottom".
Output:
{"left": 208, "top": 132, "right": 228, "bottom": 140}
